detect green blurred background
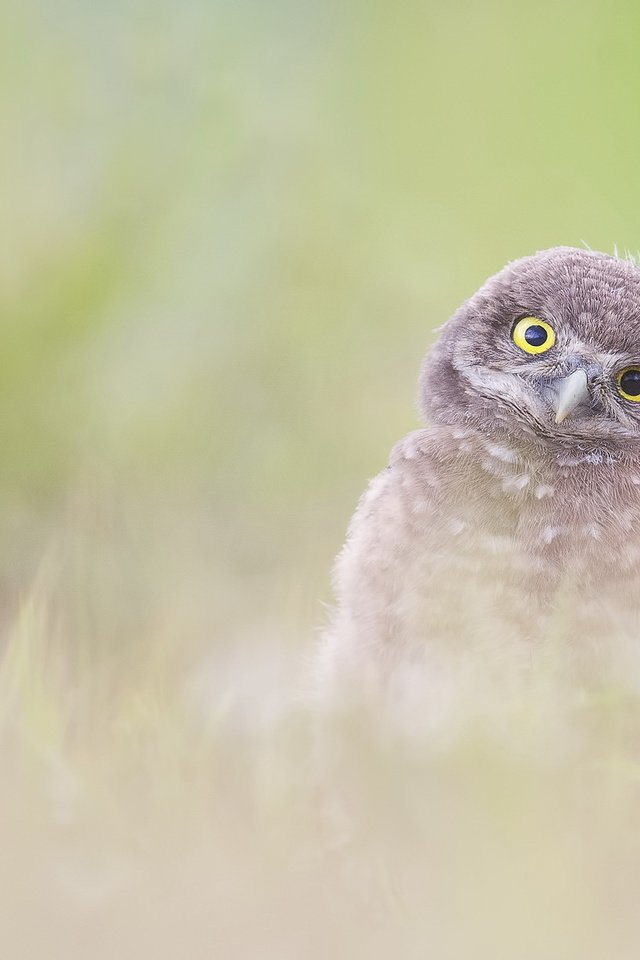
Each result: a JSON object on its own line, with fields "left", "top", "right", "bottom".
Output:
{"left": 2, "top": 0, "right": 640, "bottom": 658}
{"left": 4, "top": 3, "right": 640, "bottom": 956}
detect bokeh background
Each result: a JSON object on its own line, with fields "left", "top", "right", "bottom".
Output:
{"left": 3, "top": 0, "right": 640, "bottom": 956}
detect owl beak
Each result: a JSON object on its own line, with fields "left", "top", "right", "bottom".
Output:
{"left": 553, "top": 369, "right": 590, "bottom": 424}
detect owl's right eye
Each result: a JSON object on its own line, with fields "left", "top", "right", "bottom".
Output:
{"left": 511, "top": 316, "right": 556, "bottom": 355}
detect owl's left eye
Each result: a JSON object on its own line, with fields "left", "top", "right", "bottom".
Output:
{"left": 617, "top": 367, "right": 640, "bottom": 402}
{"left": 511, "top": 317, "right": 556, "bottom": 355}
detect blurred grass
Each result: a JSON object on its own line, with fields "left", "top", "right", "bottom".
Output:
{"left": 1, "top": 0, "right": 640, "bottom": 956}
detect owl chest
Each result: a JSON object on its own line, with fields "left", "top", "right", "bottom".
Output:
{"left": 398, "top": 491, "right": 639, "bottom": 656}
{"left": 427, "top": 470, "right": 640, "bottom": 598}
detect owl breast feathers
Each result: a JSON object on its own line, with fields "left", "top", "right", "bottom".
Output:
{"left": 317, "top": 247, "right": 640, "bottom": 723}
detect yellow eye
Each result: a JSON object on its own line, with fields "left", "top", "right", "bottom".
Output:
{"left": 511, "top": 317, "right": 556, "bottom": 355}
{"left": 617, "top": 367, "right": 640, "bottom": 401}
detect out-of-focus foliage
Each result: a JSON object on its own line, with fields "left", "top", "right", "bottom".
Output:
{"left": 2, "top": 0, "right": 640, "bottom": 956}
{"left": 4, "top": 0, "right": 640, "bottom": 578}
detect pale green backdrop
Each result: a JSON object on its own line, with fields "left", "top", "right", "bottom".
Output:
{"left": 2, "top": 4, "right": 640, "bottom": 956}
{"left": 2, "top": 0, "right": 639, "bottom": 649}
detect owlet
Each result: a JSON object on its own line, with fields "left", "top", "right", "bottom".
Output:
{"left": 318, "top": 247, "right": 640, "bottom": 725}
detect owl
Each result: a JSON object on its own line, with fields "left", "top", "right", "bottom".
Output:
{"left": 317, "top": 247, "right": 640, "bottom": 728}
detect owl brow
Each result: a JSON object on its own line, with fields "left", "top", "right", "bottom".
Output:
{"left": 509, "top": 309, "right": 548, "bottom": 323}
{"left": 608, "top": 352, "right": 640, "bottom": 368}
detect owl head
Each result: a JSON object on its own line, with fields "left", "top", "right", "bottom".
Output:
{"left": 420, "top": 247, "right": 640, "bottom": 452}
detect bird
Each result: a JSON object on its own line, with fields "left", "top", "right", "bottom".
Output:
{"left": 316, "top": 247, "right": 640, "bottom": 730}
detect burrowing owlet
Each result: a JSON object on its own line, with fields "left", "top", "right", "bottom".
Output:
{"left": 318, "top": 248, "right": 640, "bottom": 723}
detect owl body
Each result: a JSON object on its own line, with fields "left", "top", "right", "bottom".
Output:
{"left": 319, "top": 248, "right": 640, "bottom": 718}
